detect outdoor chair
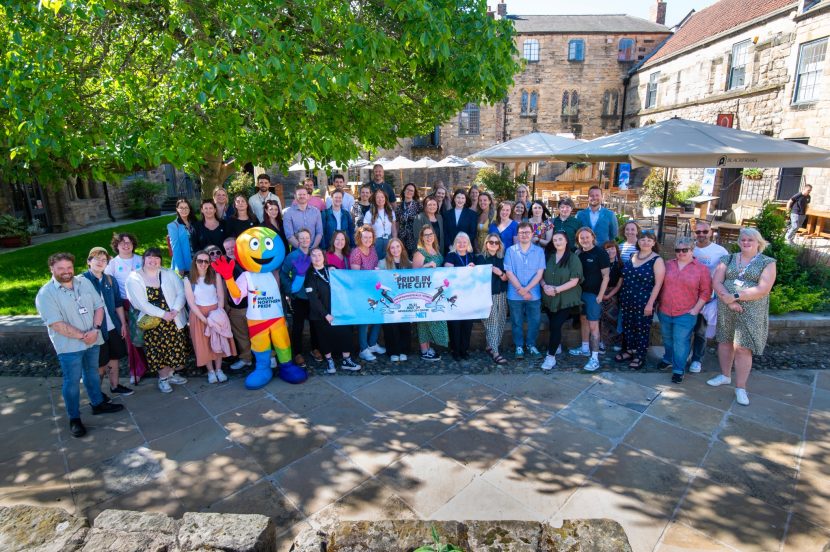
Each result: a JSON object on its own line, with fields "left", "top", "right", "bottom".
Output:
{"left": 716, "top": 226, "right": 741, "bottom": 245}
{"left": 660, "top": 215, "right": 679, "bottom": 242}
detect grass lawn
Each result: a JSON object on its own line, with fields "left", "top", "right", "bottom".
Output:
{"left": 0, "top": 217, "right": 170, "bottom": 315}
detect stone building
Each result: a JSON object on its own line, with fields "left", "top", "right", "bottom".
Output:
{"left": 374, "top": 4, "right": 671, "bottom": 184}
{"left": 625, "top": 0, "right": 830, "bottom": 224}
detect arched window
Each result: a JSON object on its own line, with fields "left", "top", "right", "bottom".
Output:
{"left": 523, "top": 39, "right": 540, "bottom": 62}
{"left": 568, "top": 39, "right": 584, "bottom": 62}
{"left": 602, "top": 89, "right": 619, "bottom": 116}
{"left": 458, "top": 103, "right": 480, "bottom": 135}
{"left": 562, "top": 90, "right": 579, "bottom": 117}
{"left": 521, "top": 91, "right": 539, "bottom": 116}
{"left": 529, "top": 91, "right": 538, "bottom": 115}
{"left": 618, "top": 38, "right": 636, "bottom": 62}
{"left": 521, "top": 90, "right": 529, "bottom": 115}
{"left": 561, "top": 91, "right": 570, "bottom": 116}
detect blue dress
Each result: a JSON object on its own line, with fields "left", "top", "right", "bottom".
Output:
{"left": 620, "top": 256, "right": 658, "bottom": 359}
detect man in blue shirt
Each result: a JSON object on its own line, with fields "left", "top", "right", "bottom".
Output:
{"left": 504, "top": 222, "right": 546, "bottom": 359}
{"left": 576, "top": 186, "right": 618, "bottom": 245}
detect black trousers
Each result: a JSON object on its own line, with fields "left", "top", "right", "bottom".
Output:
{"left": 384, "top": 323, "right": 411, "bottom": 356}
{"left": 447, "top": 320, "right": 474, "bottom": 355}
{"left": 290, "top": 298, "right": 318, "bottom": 354}
{"left": 311, "top": 320, "right": 352, "bottom": 357}
{"left": 546, "top": 309, "right": 572, "bottom": 356}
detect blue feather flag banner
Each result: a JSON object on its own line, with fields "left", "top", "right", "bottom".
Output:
{"left": 329, "top": 266, "right": 493, "bottom": 325}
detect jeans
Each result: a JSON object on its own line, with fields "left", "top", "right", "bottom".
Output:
{"left": 508, "top": 299, "right": 541, "bottom": 348}
{"left": 691, "top": 312, "right": 708, "bottom": 363}
{"left": 58, "top": 346, "right": 104, "bottom": 419}
{"left": 375, "top": 237, "right": 389, "bottom": 260}
{"left": 786, "top": 213, "right": 806, "bottom": 242}
{"left": 658, "top": 312, "right": 697, "bottom": 375}
{"left": 358, "top": 324, "right": 380, "bottom": 351}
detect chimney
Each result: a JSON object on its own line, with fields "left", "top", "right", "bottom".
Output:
{"left": 650, "top": 1, "right": 667, "bottom": 25}
{"left": 497, "top": 3, "right": 507, "bottom": 17}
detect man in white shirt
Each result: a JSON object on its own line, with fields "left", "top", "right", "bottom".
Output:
{"left": 325, "top": 174, "right": 355, "bottom": 213}
{"left": 248, "top": 174, "right": 281, "bottom": 223}
{"left": 690, "top": 220, "right": 728, "bottom": 373}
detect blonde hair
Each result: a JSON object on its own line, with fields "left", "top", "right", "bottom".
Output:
{"left": 739, "top": 227, "right": 769, "bottom": 253}
{"left": 383, "top": 238, "right": 412, "bottom": 268}
{"left": 482, "top": 232, "right": 505, "bottom": 259}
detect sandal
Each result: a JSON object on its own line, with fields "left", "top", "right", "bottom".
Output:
{"left": 615, "top": 351, "right": 633, "bottom": 363}
{"left": 487, "top": 347, "right": 509, "bottom": 365}
{"left": 628, "top": 357, "right": 644, "bottom": 370}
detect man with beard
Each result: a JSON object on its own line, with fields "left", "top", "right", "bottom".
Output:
{"left": 576, "top": 186, "right": 618, "bottom": 246}
{"left": 689, "top": 220, "right": 727, "bottom": 373}
{"left": 36, "top": 252, "right": 124, "bottom": 438}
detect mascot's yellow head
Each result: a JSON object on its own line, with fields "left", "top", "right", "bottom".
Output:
{"left": 235, "top": 227, "right": 286, "bottom": 273}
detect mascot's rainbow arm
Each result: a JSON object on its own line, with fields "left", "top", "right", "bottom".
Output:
{"left": 223, "top": 275, "right": 243, "bottom": 302}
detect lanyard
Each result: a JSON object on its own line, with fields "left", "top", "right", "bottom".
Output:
{"left": 457, "top": 252, "right": 470, "bottom": 266}
{"left": 735, "top": 253, "right": 760, "bottom": 280}
{"left": 314, "top": 268, "right": 329, "bottom": 284}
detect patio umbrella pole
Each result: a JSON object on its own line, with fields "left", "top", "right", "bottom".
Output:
{"left": 658, "top": 168, "right": 670, "bottom": 243}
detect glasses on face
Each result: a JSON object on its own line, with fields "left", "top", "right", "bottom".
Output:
{"left": 674, "top": 248, "right": 690, "bottom": 253}
{"left": 486, "top": 240, "right": 500, "bottom": 245}
{"left": 196, "top": 259, "right": 210, "bottom": 265}
{"left": 518, "top": 231, "right": 532, "bottom": 235}
{"left": 694, "top": 230, "right": 709, "bottom": 234}
{"left": 208, "top": 250, "right": 221, "bottom": 258}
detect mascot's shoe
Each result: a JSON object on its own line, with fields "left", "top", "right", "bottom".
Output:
{"left": 279, "top": 362, "right": 308, "bottom": 384}
{"left": 245, "top": 351, "right": 274, "bottom": 390}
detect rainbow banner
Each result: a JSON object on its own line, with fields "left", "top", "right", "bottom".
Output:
{"left": 329, "top": 266, "right": 493, "bottom": 325}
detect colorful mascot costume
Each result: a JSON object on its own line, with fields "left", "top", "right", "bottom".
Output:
{"left": 212, "top": 227, "right": 306, "bottom": 389}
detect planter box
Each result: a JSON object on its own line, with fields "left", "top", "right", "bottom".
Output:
{"left": 0, "top": 236, "right": 31, "bottom": 248}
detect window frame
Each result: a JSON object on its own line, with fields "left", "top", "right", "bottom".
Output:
{"left": 523, "top": 39, "right": 540, "bottom": 62}
{"left": 793, "top": 37, "right": 828, "bottom": 104}
{"left": 618, "top": 38, "right": 636, "bottom": 62}
{"left": 568, "top": 39, "right": 585, "bottom": 62}
{"left": 645, "top": 72, "right": 660, "bottom": 108}
{"left": 728, "top": 40, "right": 752, "bottom": 90}
{"left": 458, "top": 103, "right": 480, "bottom": 136}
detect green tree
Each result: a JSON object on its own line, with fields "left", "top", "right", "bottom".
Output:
{"left": 1, "top": 0, "right": 520, "bottom": 196}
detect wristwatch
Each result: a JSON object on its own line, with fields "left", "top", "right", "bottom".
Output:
{"left": 733, "top": 292, "right": 740, "bottom": 300}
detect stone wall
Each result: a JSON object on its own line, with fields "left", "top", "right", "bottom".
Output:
{"left": 626, "top": 5, "right": 830, "bottom": 217}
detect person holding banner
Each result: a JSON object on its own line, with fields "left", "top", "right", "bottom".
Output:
{"left": 380, "top": 238, "right": 413, "bottom": 362}
{"left": 504, "top": 222, "right": 546, "bottom": 360}
{"left": 444, "top": 232, "right": 478, "bottom": 361}
{"left": 350, "top": 225, "right": 384, "bottom": 361}
{"left": 305, "top": 248, "right": 362, "bottom": 374}
{"left": 412, "top": 225, "right": 447, "bottom": 361}
{"left": 477, "top": 233, "right": 509, "bottom": 365}
{"left": 541, "top": 231, "right": 584, "bottom": 371}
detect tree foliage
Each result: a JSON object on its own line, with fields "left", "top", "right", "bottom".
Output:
{"left": 1, "top": 0, "right": 520, "bottom": 194}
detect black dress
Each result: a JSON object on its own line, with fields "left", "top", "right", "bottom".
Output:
{"left": 444, "top": 251, "right": 477, "bottom": 358}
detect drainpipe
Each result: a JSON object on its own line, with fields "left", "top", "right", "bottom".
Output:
{"left": 620, "top": 75, "right": 630, "bottom": 133}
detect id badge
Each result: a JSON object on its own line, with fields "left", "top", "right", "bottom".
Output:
{"left": 78, "top": 306, "right": 89, "bottom": 315}
{"left": 734, "top": 280, "right": 745, "bottom": 289}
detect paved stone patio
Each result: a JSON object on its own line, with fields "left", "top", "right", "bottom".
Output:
{"left": 1, "top": 361, "right": 828, "bottom": 551}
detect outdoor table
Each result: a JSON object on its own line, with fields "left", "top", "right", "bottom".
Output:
{"left": 686, "top": 195, "right": 719, "bottom": 220}
{"left": 803, "top": 207, "right": 830, "bottom": 238}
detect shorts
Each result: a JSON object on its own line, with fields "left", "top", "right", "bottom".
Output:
{"left": 99, "top": 329, "right": 128, "bottom": 366}
{"left": 581, "top": 292, "right": 601, "bottom": 321}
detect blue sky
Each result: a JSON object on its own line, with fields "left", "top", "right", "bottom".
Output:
{"left": 505, "top": 0, "right": 717, "bottom": 28}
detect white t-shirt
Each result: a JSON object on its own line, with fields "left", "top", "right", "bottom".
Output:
{"left": 105, "top": 255, "right": 143, "bottom": 297}
{"left": 694, "top": 242, "right": 729, "bottom": 275}
{"left": 363, "top": 210, "right": 396, "bottom": 239}
{"left": 193, "top": 278, "right": 219, "bottom": 306}
{"left": 243, "top": 271, "right": 284, "bottom": 320}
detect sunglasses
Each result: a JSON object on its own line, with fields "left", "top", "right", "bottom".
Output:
{"left": 196, "top": 259, "right": 210, "bottom": 265}
{"left": 674, "top": 248, "right": 690, "bottom": 253}
{"left": 423, "top": 232, "right": 434, "bottom": 237}
{"left": 486, "top": 240, "right": 500, "bottom": 245}
{"left": 694, "top": 230, "right": 709, "bottom": 234}
{"left": 207, "top": 250, "right": 222, "bottom": 257}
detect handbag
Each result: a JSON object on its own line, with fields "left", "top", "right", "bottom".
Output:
{"left": 137, "top": 314, "right": 162, "bottom": 331}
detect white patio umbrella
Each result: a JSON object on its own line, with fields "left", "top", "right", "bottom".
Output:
{"left": 468, "top": 160, "right": 493, "bottom": 169}
{"left": 412, "top": 156, "right": 437, "bottom": 168}
{"left": 430, "top": 155, "right": 473, "bottom": 168}
{"left": 381, "top": 155, "right": 420, "bottom": 187}
{"left": 556, "top": 117, "right": 830, "bottom": 238}
{"left": 468, "top": 132, "right": 581, "bottom": 163}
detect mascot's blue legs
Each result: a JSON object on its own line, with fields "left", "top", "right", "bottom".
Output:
{"left": 245, "top": 351, "right": 274, "bottom": 390}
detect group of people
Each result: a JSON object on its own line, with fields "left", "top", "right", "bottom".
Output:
{"left": 36, "top": 171, "right": 778, "bottom": 437}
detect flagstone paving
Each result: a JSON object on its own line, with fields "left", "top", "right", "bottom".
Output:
{"left": 1, "top": 362, "right": 829, "bottom": 552}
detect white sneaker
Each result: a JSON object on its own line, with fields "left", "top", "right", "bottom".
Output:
{"left": 399, "top": 354, "right": 408, "bottom": 361}
{"left": 158, "top": 378, "right": 173, "bottom": 393}
{"left": 229, "top": 359, "right": 250, "bottom": 371}
{"left": 541, "top": 355, "right": 556, "bottom": 371}
{"left": 168, "top": 372, "right": 188, "bottom": 385}
{"left": 390, "top": 355, "right": 400, "bottom": 362}
{"left": 215, "top": 369, "right": 228, "bottom": 383}
{"left": 359, "top": 348, "right": 376, "bottom": 361}
{"left": 689, "top": 361, "right": 702, "bottom": 373}
{"left": 270, "top": 357, "right": 277, "bottom": 369}
{"left": 370, "top": 344, "right": 386, "bottom": 354}
{"left": 583, "top": 358, "right": 601, "bottom": 372}
{"left": 207, "top": 371, "right": 218, "bottom": 384}
{"left": 707, "top": 374, "right": 732, "bottom": 387}
{"left": 735, "top": 388, "right": 750, "bottom": 406}
{"left": 569, "top": 347, "right": 590, "bottom": 357}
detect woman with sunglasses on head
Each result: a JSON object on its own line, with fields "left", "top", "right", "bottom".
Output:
{"left": 616, "top": 230, "right": 665, "bottom": 370}
{"left": 657, "top": 236, "right": 712, "bottom": 384}
{"left": 412, "top": 225, "right": 447, "bottom": 361}
{"left": 184, "top": 250, "right": 236, "bottom": 384}
{"left": 167, "top": 199, "right": 197, "bottom": 276}
{"left": 379, "top": 238, "right": 413, "bottom": 362}
{"left": 305, "top": 247, "right": 362, "bottom": 374}
{"left": 225, "top": 195, "right": 257, "bottom": 238}
{"left": 477, "top": 233, "right": 509, "bottom": 365}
